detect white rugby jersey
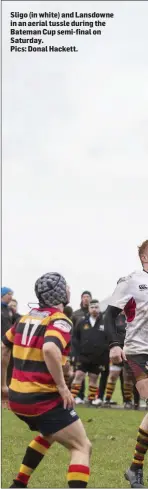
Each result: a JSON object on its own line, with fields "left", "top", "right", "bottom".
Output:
{"left": 109, "top": 270, "right": 148, "bottom": 355}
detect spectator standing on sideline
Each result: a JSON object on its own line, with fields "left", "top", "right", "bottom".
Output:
{"left": 7, "top": 299, "right": 21, "bottom": 386}
{"left": 71, "top": 299, "right": 109, "bottom": 404}
{"left": 1, "top": 287, "right": 13, "bottom": 403}
{"left": 9, "top": 299, "right": 21, "bottom": 324}
{"left": 72, "top": 292, "right": 92, "bottom": 329}
{"left": 1, "top": 287, "right": 13, "bottom": 337}
{"left": 71, "top": 291, "right": 92, "bottom": 403}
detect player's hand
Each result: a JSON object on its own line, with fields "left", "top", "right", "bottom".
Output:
{"left": 110, "top": 346, "right": 126, "bottom": 364}
{"left": 1, "top": 385, "right": 9, "bottom": 401}
{"left": 58, "top": 384, "right": 75, "bottom": 410}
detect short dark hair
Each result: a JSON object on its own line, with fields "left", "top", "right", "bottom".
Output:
{"left": 89, "top": 299, "right": 99, "bottom": 305}
{"left": 81, "top": 291, "right": 92, "bottom": 298}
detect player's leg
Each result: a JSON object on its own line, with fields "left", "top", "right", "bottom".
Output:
{"left": 125, "top": 413, "right": 148, "bottom": 488}
{"left": 130, "top": 413, "right": 148, "bottom": 472}
{"left": 9, "top": 416, "right": 53, "bottom": 488}
{"left": 10, "top": 437, "right": 52, "bottom": 488}
{"left": 123, "top": 367, "right": 133, "bottom": 408}
{"left": 46, "top": 417, "right": 92, "bottom": 488}
{"left": 133, "top": 385, "right": 140, "bottom": 410}
{"left": 136, "top": 379, "right": 148, "bottom": 401}
{"left": 79, "top": 379, "right": 86, "bottom": 401}
{"left": 97, "top": 368, "right": 109, "bottom": 402}
{"left": 70, "top": 359, "right": 85, "bottom": 401}
{"left": 125, "top": 355, "right": 148, "bottom": 488}
{"left": 92, "top": 353, "right": 110, "bottom": 406}
{"left": 104, "top": 363, "right": 120, "bottom": 403}
{"left": 10, "top": 408, "right": 91, "bottom": 488}
{"left": 64, "top": 361, "right": 74, "bottom": 389}
{"left": 71, "top": 364, "right": 86, "bottom": 403}
{"left": 87, "top": 371, "right": 98, "bottom": 402}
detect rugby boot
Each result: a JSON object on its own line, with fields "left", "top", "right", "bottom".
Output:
{"left": 124, "top": 467, "right": 144, "bottom": 488}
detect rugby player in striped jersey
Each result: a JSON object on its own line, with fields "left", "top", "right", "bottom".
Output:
{"left": 2, "top": 273, "right": 92, "bottom": 488}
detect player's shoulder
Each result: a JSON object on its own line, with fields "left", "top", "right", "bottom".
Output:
{"left": 129, "top": 269, "right": 148, "bottom": 285}
{"left": 117, "top": 273, "right": 133, "bottom": 285}
{"left": 49, "top": 311, "right": 72, "bottom": 333}
{"left": 128, "top": 270, "right": 144, "bottom": 282}
{"left": 118, "top": 270, "right": 140, "bottom": 283}
{"left": 18, "top": 313, "right": 29, "bottom": 323}
{"left": 118, "top": 270, "right": 145, "bottom": 289}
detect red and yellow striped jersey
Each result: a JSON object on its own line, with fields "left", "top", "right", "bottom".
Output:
{"left": 2, "top": 307, "right": 72, "bottom": 416}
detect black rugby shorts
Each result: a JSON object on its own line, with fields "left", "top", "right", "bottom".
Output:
{"left": 16, "top": 403, "right": 79, "bottom": 436}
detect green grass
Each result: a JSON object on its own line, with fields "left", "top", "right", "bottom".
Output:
{"left": 2, "top": 381, "right": 148, "bottom": 488}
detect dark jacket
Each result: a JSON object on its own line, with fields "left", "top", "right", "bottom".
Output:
{"left": 72, "top": 313, "right": 108, "bottom": 364}
{"left": 1, "top": 304, "right": 12, "bottom": 337}
{"left": 9, "top": 311, "right": 21, "bottom": 325}
{"left": 72, "top": 306, "right": 89, "bottom": 328}
{"left": 1, "top": 303, "right": 13, "bottom": 386}
{"left": 71, "top": 306, "right": 89, "bottom": 358}
{"left": 1, "top": 308, "right": 21, "bottom": 385}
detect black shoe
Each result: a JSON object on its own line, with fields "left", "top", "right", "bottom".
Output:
{"left": 103, "top": 400, "right": 112, "bottom": 408}
{"left": 124, "top": 401, "right": 133, "bottom": 409}
{"left": 124, "top": 467, "right": 144, "bottom": 488}
{"left": 104, "top": 400, "right": 117, "bottom": 406}
{"left": 85, "top": 399, "right": 93, "bottom": 406}
{"left": 9, "top": 481, "right": 27, "bottom": 488}
{"left": 134, "top": 403, "right": 140, "bottom": 410}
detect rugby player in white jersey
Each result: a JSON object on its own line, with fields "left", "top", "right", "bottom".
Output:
{"left": 104, "top": 240, "right": 148, "bottom": 488}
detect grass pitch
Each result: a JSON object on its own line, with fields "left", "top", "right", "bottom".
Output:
{"left": 2, "top": 382, "right": 148, "bottom": 488}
